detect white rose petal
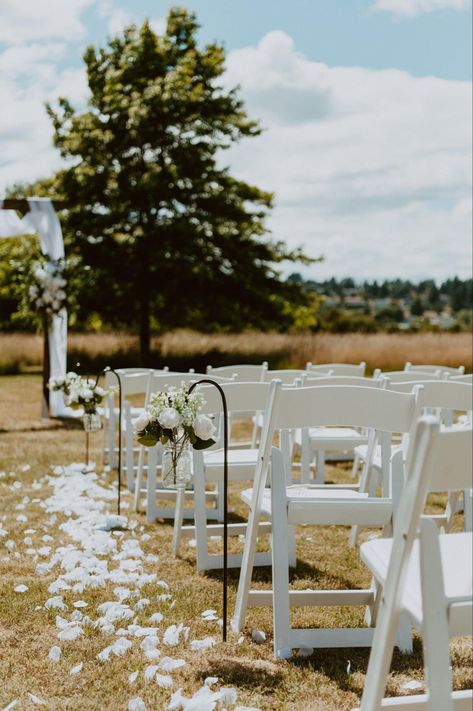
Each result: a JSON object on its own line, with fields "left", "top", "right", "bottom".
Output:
{"left": 128, "top": 699, "right": 146, "bottom": 711}
{"left": 48, "top": 646, "right": 61, "bottom": 662}
{"left": 194, "top": 414, "right": 216, "bottom": 441}
{"left": 133, "top": 412, "right": 151, "bottom": 432}
{"left": 69, "top": 662, "right": 83, "bottom": 675}
{"left": 14, "top": 584, "right": 28, "bottom": 593}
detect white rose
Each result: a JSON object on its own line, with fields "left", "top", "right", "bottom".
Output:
{"left": 42, "top": 291, "right": 53, "bottom": 304}
{"left": 81, "top": 387, "right": 93, "bottom": 400}
{"left": 194, "top": 414, "right": 216, "bottom": 441}
{"left": 133, "top": 411, "right": 151, "bottom": 432}
{"left": 34, "top": 267, "right": 46, "bottom": 280}
{"left": 158, "top": 407, "right": 181, "bottom": 430}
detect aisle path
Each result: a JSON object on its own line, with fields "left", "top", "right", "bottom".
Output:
{"left": 1, "top": 463, "right": 258, "bottom": 711}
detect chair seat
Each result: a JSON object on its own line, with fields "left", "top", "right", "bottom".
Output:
{"left": 354, "top": 443, "right": 403, "bottom": 470}
{"left": 203, "top": 448, "right": 259, "bottom": 482}
{"left": 241, "top": 485, "right": 392, "bottom": 527}
{"left": 361, "top": 532, "right": 472, "bottom": 629}
{"left": 309, "top": 427, "right": 368, "bottom": 450}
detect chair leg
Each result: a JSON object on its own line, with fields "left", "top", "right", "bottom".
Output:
{"left": 193, "top": 457, "right": 212, "bottom": 572}
{"left": 314, "top": 450, "right": 325, "bottom": 485}
{"left": 146, "top": 447, "right": 158, "bottom": 524}
{"left": 464, "top": 489, "right": 473, "bottom": 532}
{"left": 231, "top": 499, "right": 265, "bottom": 632}
{"left": 172, "top": 487, "right": 186, "bottom": 557}
{"left": 271, "top": 460, "right": 293, "bottom": 659}
{"left": 133, "top": 447, "right": 145, "bottom": 511}
{"left": 420, "top": 518, "right": 454, "bottom": 711}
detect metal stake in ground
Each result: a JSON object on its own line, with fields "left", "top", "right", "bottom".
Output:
{"left": 187, "top": 379, "right": 229, "bottom": 643}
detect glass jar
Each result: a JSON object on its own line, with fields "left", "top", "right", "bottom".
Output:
{"left": 162, "top": 441, "right": 193, "bottom": 488}
{"left": 83, "top": 412, "right": 102, "bottom": 432}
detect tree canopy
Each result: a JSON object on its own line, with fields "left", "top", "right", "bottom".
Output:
{"left": 41, "top": 8, "right": 311, "bottom": 361}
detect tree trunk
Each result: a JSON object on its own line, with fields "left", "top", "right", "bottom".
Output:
{"left": 139, "top": 293, "right": 151, "bottom": 365}
{"left": 41, "top": 315, "right": 50, "bottom": 418}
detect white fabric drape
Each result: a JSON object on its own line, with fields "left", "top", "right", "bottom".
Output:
{"left": 0, "top": 198, "right": 68, "bottom": 416}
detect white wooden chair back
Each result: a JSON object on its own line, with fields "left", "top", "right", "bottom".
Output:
{"left": 206, "top": 363, "right": 268, "bottom": 381}
{"left": 263, "top": 369, "right": 312, "bottom": 385}
{"left": 375, "top": 369, "right": 442, "bottom": 383}
{"left": 405, "top": 361, "right": 465, "bottom": 375}
{"left": 388, "top": 379, "right": 473, "bottom": 414}
{"left": 449, "top": 373, "right": 473, "bottom": 384}
{"left": 251, "top": 383, "right": 420, "bottom": 506}
{"left": 302, "top": 374, "right": 384, "bottom": 388}
{"left": 357, "top": 419, "right": 473, "bottom": 711}
{"left": 146, "top": 371, "right": 234, "bottom": 406}
{"left": 306, "top": 361, "right": 366, "bottom": 376}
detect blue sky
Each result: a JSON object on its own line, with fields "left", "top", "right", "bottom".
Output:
{"left": 81, "top": 0, "right": 473, "bottom": 80}
{"left": 0, "top": 0, "right": 471, "bottom": 280}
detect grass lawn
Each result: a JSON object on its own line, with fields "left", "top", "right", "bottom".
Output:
{"left": 0, "top": 375, "right": 471, "bottom": 711}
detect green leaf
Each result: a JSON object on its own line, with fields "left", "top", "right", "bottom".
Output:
{"left": 138, "top": 434, "right": 158, "bottom": 447}
{"left": 193, "top": 437, "right": 216, "bottom": 450}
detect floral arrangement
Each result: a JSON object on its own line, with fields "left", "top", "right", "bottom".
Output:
{"left": 133, "top": 385, "right": 216, "bottom": 449}
{"left": 49, "top": 372, "right": 108, "bottom": 414}
{"left": 133, "top": 385, "right": 216, "bottom": 486}
{"left": 28, "top": 257, "right": 67, "bottom": 319}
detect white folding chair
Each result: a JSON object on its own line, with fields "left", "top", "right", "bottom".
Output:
{"left": 405, "top": 361, "right": 465, "bottom": 376}
{"left": 206, "top": 364, "right": 269, "bottom": 446}
{"left": 449, "top": 373, "right": 473, "bottom": 384}
{"left": 353, "top": 419, "right": 472, "bottom": 711}
{"left": 232, "top": 383, "right": 421, "bottom": 656}
{"left": 299, "top": 374, "right": 385, "bottom": 484}
{"left": 373, "top": 369, "right": 443, "bottom": 383}
{"left": 306, "top": 362, "right": 366, "bottom": 376}
{"left": 172, "top": 381, "right": 294, "bottom": 570}
{"left": 133, "top": 371, "right": 234, "bottom": 522}
{"left": 206, "top": 362, "right": 268, "bottom": 381}
{"left": 350, "top": 380, "right": 473, "bottom": 544}
{"left": 103, "top": 367, "right": 158, "bottom": 467}
{"left": 111, "top": 371, "right": 153, "bottom": 491}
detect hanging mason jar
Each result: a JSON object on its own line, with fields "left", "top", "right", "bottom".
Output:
{"left": 162, "top": 441, "right": 193, "bottom": 488}
{"left": 83, "top": 411, "right": 102, "bottom": 432}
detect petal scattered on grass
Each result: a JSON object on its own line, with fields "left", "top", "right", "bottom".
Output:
{"left": 48, "top": 645, "right": 61, "bottom": 662}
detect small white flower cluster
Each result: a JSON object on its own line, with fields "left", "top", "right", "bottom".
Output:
{"left": 49, "top": 372, "right": 107, "bottom": 414}
{"left": 133, "top": 385, "right": 216, "bottom": 449}
{"left": 28, "top": 259, "right": 67, "bottom": 318}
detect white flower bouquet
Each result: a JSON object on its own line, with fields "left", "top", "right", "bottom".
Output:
{"left": 49, "top": 372, "right": 108, "bottom": 415}
{"left": 133, "top": 385, "right": 216, "bottom": 487}
{"left": 29, "top": 258, "right": 67, "bottom": 319}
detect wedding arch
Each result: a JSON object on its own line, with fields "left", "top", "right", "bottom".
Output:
{"left": 0, "top": 197, "right": 68, "bottom": 417}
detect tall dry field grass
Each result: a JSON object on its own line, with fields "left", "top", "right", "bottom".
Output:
{"left": 0, "top": 330, "right": 471, "bottom": 374}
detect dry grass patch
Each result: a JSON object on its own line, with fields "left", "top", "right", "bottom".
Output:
{"left": 0, "top": 330, "right": 471, "bottom": 374}
{"left": 0, "top": 375, "right": 471, "bottom": 710}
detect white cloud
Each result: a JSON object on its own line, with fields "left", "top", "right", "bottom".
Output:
{"left": 0, "top": 43, "right": 88, "bottom": 190}
{"left": 224, "top": 31, "right": 472, "bottom": 279}
{"left": 372, "top": 0, "right": 471, "bottom": 19}
{"left": 97, "top": 0, "right": 133, "bottom": 35}
{"left": 0, "top": 0, "right": 95, "bottom": 44}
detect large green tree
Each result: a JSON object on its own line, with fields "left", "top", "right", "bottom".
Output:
{"left": 45, "top": 8, "right": 311, "bottom": 362}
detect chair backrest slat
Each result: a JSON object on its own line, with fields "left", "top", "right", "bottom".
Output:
{"left": 388, "top": 380, "right": 472, "bottom": 413}
{"left": 405, "top": 362, "right": 465, "bottom": 375}
{"left": 303, "top": 375, "right": 383, "bottom": 387}
{"left": 306, "top": 362, "right": 366, "bottom": 376}
{"left": 375, "top": 369, "right": 442, "bottom": 383}
{"left": 420, "top": 425, "right": 473, "bottom": 493}
{"left": 197, "top": 381, "right": 272, "bottom": 415}
{"left": 272, "top": 384, "right": 419, "bottom": 433}
{"left": 263, "top": 369, "right": 308, "bottom": 385}
{"left": 206, "top": 363, "right": 268, "bottom": 381}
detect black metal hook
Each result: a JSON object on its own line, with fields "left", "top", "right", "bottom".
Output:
{"left": 93, "top": 366, "right": 123, "bottom": 516}
{"left": 187, "top": 378, "right": 228, "bottom": 643}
